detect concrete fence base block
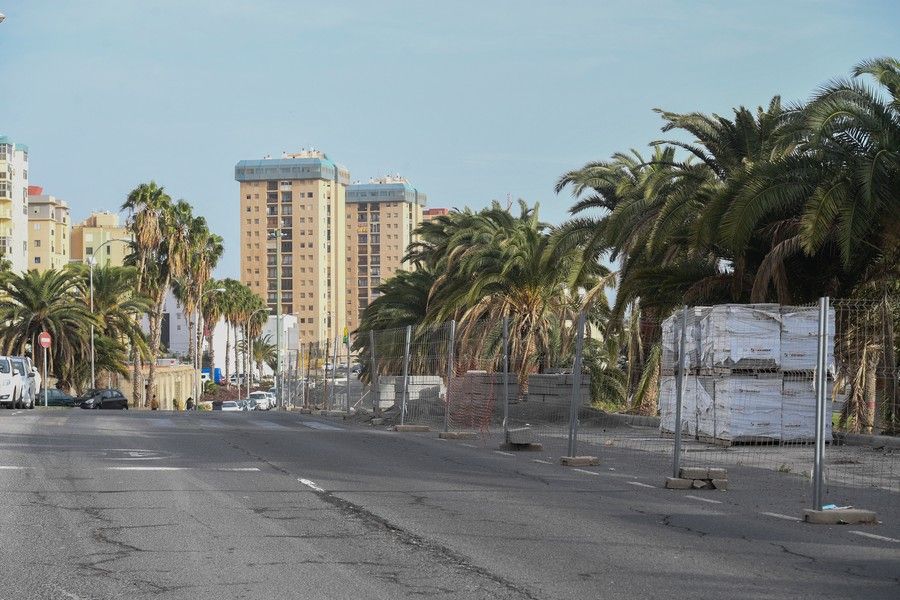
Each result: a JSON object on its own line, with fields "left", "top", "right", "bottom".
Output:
{"left": 297, "top": 408, "right": 312, "bottom": 414}
{"left": 499, "top": 442, "right": 544, "bottom": 452}
{"left": 560, "top": 456, "right": 600, "bottom": 467}
{"left": 370, "top": 418, "right": 384, "bottom": 426}
{"left": 393, "top": 424, "right": 431, "bottom": 433}
{"left": 439, "top": 431, "right": 478, "bottom": 440}
{"left": 803, "top": 509, "right": 878, "bottom": 525}
{"left": 711, "top": 479, "right": 729, "bottom": 490}
{"left": 708, "top": 468, "right": 728, "bottom": 479}
{"left": 679, "top": 467, "right": 710, "bottom": 479}
{"left": 322, "top": 410, "right": 347, "bottom": 417}
{"left": 665, "top": 477, "right": 693, "bottom": 489}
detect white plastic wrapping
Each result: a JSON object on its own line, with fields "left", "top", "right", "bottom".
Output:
{"left": 780, "top": 306, "right": 835, "bottom": 371}
{"left": 695, "top": 374, "right": 782, "bottom": 441}
{"left": 659, "top": 375, "right": 697, "bottom": 435}
{"left": 699, "top": 304, "right": 781, "bottom": 369}
{"left": 661, "top": 307, "right": 710, "bottom": 371}
{"left": 781, "top": 377, "right": 833, "bottom": 441}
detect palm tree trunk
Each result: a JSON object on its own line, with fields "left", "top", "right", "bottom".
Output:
{"left": 131, "top": 346, "right": 142, "bottom": 407}
{"left": 224, "top": 322, "right": 232, "bottom": 388}
{"left": 207, "top": 329, "right": 216, "bottom": 384}
{"left": 145, "top": 278, "right": 170, "bottom": 407}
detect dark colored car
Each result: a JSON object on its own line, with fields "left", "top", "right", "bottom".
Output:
{"left": 38, "top": 388, "right": 77, "bottom": 407}
{"left": 79, "top": 388, "right": 129, "bottom": 410}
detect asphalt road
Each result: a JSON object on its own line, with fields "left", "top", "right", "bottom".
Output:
{"left": 0, "top": 409, "right": 897, "bottom": 599}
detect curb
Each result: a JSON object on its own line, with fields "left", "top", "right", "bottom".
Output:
{"left": 393, "top": 424, "right": 431, "bottom": 432}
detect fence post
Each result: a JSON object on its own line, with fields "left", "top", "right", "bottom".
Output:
{"left": 672, "top": 305, "right": 688, "bottom": 478}
{"left": 346, "top": 334, "right": 351, "bottom": 413}
{"left": 329, "top": 335, "right": 338, "bottom": 410}
{"left": 445, "top": 320, "right": 456, "bottom": 433}
{"left": 566, "top": 312, "right": 586, "bottom": 458}
{"left": 299, "top": 346, "right": 305, "bottom": 408}
{"left": 400, "top": 325, "right": 412, "bottom": 426}
{"left": 369, "top": 330, "right": 380, "bottom": 417}
{"left": 813, "top": 296, "right": 830, "bottom": 510}
{"left": 502, "top": 316, "right": 510, "bottom": 442}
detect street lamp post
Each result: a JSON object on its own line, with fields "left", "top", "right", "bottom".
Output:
{"left": 89, "top": 238, "right": 130, "bottom": 390}
{"left": 195, "top": 287, "right": 226, "bottom": 403}
{"left": 267, "top": 226, "right": 283, "bottom": 409}
{"left": 245, "top": 307, "right": 270, "bottom": 401}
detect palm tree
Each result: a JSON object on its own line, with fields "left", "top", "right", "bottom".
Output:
{"left": 237, "top": 334, "right": 276, "bottom": 382}
{"left": 0, "top": 269, "right": 95, "bottom": 390}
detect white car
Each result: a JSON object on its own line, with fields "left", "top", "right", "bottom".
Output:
{"left": 220, "top": 401, "right": 241, "bottom": 412}
{"left": 247, "top": 391, "right": 271, "bottom": 410}
{"left": 0, "top": 357, "right": 24, "bottom": 409}
{"left": 6, "top": 357, "right": 34, "bottom": 409}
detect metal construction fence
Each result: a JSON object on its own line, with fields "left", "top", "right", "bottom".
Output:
{"left": 280, "top": 297, "right": 898, "bottom": 512}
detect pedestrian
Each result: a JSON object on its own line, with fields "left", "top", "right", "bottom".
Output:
{"left": 186, "top": 397, "right": 194, "bottom": 411}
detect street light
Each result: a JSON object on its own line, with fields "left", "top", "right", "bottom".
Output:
{"left": 245, "top": 307, "right": 270, "bottom": 401}
{"left": 195, "top": 287, "right": 226, "bottom": 402}
{"left": 267, "top": 226, "right": 285, "bottom": 409}
{"left": 0, "top": 13, "right": 6, "bottom": 24}
{"left": 88, "top": 238, "right": 131, "bottom": 390}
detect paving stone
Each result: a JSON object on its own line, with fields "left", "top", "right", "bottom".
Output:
{"left": 711, "top": 479, "right": 728, "bottom": 490}
{"left": 679, "top": 467, "right": 709, "bottom": 479}
{"left": 708, "top": 468, "right": 728, "bottom": 479}
{"left": 560, "top": 456, "right": 600, "bottom": 467}
{"left": 665, "top": 477, "right": 693, "bottom": 489}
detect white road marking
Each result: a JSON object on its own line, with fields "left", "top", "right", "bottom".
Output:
{"left": 253, "top": 420, "right": 291, "bottom": 430}
{"left": 685, "top": 494, "right": 722, "bottom": 504}
{"left": 626, "top": 481, "right": 655, "bottom": 488}
{"left": 532, "top": 459, "right": 553, "bottom": 465}
{"left": 460, "top": 443, "right": 476, "bottom": 448}
{"left": 146, "top": 418, "right": 175, "bottom": 428}
{"left": 572, "top": 468, "right": 600, "bottom": 476}
{"left": 106, "top": 466, "right": 186, "bottom": 471}
{"left": 761, "top": 512, "right": 802, "bottom": 522}
{"left": 0, "top": 466, "right": 29, "bottom": 470}
{"left": 494, "top": 450, "right": 515, "bottom": 457}
{"left": 217, "top": 467, "right": 261, "bottom": 472}
{"left": 849, "top": 531, "right": 899, "bottom": 543}
{"left": 298, "top": 478, "right": 325, "bottom": 493}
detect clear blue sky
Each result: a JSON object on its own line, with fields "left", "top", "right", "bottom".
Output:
{"left": 1, "top": 1, "right": 897, "bottom": 278}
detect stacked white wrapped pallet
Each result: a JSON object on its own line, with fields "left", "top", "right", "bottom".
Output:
{"left": 659, "top": 375, "right": 698, "bottom": 435}
{"left": 780, "top": 306, "right": 835, "bottom": 371}
{"left": 706, "top": 373, "right": 783, "bottom": 442}
{"left": 782, "top": 377, "right": 834, "bottom": 442}
{"left": 661, "top": 307, "right": 709, "bottom": 370}
{"left": 699, "top": 304, "right": 781, "bottom": 370}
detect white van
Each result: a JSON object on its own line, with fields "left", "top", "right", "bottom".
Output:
{"left": 4, "top": 357, "right": 33, "bottom": 409}
{"left": 0, "top": 357, "right": 22, "bottom": 408}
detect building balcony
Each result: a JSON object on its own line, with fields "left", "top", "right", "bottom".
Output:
{"left": 0, "top": 207, "right": 11, "bottom": 220}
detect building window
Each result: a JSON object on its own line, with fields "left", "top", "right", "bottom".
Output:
{"left": 86, "top": 246, "right": 93, "bottom": 255}
{"left": 34, "top": 257, "right": 41, "bottom": 264}
{"left": 34, "top": 239, "right": 41, "bottom": 247}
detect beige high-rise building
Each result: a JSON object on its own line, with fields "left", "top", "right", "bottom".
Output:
{"left": 345, "top": 176, "right": 426, "bottom": 332}
{"left": 27, "top": 186, "right": 71, "bottom": 272}
{"left": 235, "top": 150, "right": 349, "bottom": 345}
{"left": 70, "top": 211, "right": 131, "bottom": 267}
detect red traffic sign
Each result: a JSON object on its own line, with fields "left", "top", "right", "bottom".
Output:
{"left": 38, "top": 332, "right": 51, "bottom": 349}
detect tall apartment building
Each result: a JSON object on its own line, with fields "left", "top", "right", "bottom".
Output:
{"left": 423, "top": 207, "right": 449, "bottom": 221}
{"left": 27, "top": 186, "right": 71, "bottom": 271}
{"left": 0, "top": 136, "right": 29, "bottom": 272}
{"left": 345, "top": 176, "right": 426, "bottom": 331}
{"left": 70, "top": 211, "right": 131, "bottom": 267}
{"left": 235, "top": 150, "right": 349, "bottom": 345}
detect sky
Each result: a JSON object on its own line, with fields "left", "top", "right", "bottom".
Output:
{"left": 1, "top": 0, "right": 898, "bottom": 278}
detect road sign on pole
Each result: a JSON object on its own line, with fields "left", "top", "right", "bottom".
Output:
{"left": 39, "top": 332, "right": 51, "bottom": 349}
{"left": 39, "top": 332, "right": 50, "bottom": 408}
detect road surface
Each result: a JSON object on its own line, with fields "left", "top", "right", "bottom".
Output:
{"left": 0, "top": 409, "right": 896, "bottom": 599}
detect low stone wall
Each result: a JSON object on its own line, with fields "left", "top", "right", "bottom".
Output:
{"left": 121, "top": 364, "right": 195, "bottom": 410}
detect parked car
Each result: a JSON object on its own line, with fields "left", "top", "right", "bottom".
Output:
{"left": 9, "top": 357, "right": 35, "bottom": 409}
{"left": 220, "top": 401, "right": 241, "bottom": 412}
{"left": 0, "top": 356, "right": 25, "bottom": 409}
{"left": 38, "top": 388, "right": 77, "bottom": 407}
{"left": 247, "top": 391, "right": 270, "bottom": 410}
{"left": 350, "top": 363, "right": 363, "bottom": 375}
{"left": 79, "top": 388, "right": 129, "bottom": 410}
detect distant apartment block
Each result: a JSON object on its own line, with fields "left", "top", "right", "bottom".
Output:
{"left": 423, "top": 207, "right": 449, "bottom": 221}
{"left": 235, "top": 150, "right": 349, "bottom": 345}
{"left": 27, "top": 186, "right": 71, "bottom": 271}
{"left": 0, "top": 136, "right": 29, "bottom": 272}
{"left": 345, "top": 176, "right": 426, "bottom": 331}
{"left": 70, "top": 211, "right": 131, "bottom": 267}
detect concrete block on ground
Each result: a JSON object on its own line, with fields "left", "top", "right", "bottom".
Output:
{"left": 679, "top": 467, "right": 709, "bottom": 479}
{"left": 711, "top": 479, "right": 728, "bottom": 490}
{"left": 560, "top": 456, "right": 600, "bottom": 467}
{"left": 707, "top": 468, "right": 728, "bottom": 479}
{"left": 322, "top": 410, "right": 347, "bottom": 417}
{"left": 803, "top": 509, "right": 877, "bottom": 525}
{"left": 439, "top": 431, "right": 478, "bottom": 440}
{"left": 370, "top": 418, "right": 384, "bottom": 426}
{"left": 506, "top": 427, "right": 535, "bottom": 445}
{"left": 665, "top": 477, "right": 693, "bottom": 489}
{"left": 692, "top": 479, "right": 713, "bottom": 489}
{"left": 297, "top": 408, "right": 312, "bottom": 414}
{"left": 499, "top": 442, "right": 544, "bottom": 452}
{"left": 393, "top": 424, "right": 431, "bottom": 432}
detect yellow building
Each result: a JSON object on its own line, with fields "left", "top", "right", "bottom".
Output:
{"left": 70, "top": 211, "right": 131, "bottom": 267}
{"left": 27, "top": 186, "right": 70, "bottom": 271}
{"left": 345, "top": 176, "right": 425, "bottom": 332}
{"left": 235, "top": 150, "right": 349, "bottom": 345}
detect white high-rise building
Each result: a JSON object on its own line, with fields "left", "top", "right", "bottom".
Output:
{"left": 0, "top": 136, "right": 29, "bottom": 272}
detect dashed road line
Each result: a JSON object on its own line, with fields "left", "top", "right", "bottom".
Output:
{"left": 494, "top": 450, "right": 515, "bottom": 457}
{"left": 761, "top": 512, "right": 801, "bottom": 522}
{"left": 572, "top": 468, "right": 600, "bottom": 476}
{"left": 460, "top": 443, "right": 476, "bottom": 448}
{"left": 532, "top": 459, "right": 553, "bottom": 465}
{"left": 217, "top": 467, "right": 261, "bottom": 472}
{"left": 849, "top": 531, "right": 899, "bottom": 543}
{"left": 684, "top": 494, "right": 722, "bottom": 504}
{"left": 0, "top": 466, "right": 30, "bottom": 470}
{"left": 107, "top": 466, "right": 186, "bottom": 471}
{"left": 626, "top": 481, "right": 655, "bottom": 488}
{"left": 298, "top": 478, "right": 325, "bottom": 493}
